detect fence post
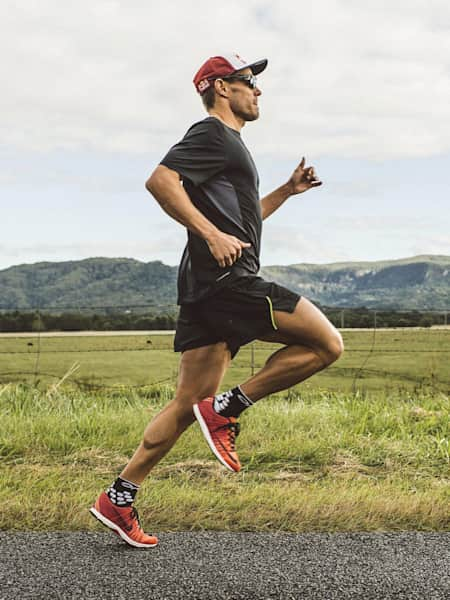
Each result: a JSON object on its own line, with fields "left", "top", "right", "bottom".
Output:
{"left": 340, "top": 309, "right": 345, "bottom": 329}
{"left": 33, "top": 308, "right": 42, "bottom": 386}
{"left": 251, "top": 342, "right": 255, "bottom": 376}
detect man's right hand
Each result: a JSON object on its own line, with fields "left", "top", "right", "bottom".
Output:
{"left": 205, "top": 231, "right": 251, "bottom": 268}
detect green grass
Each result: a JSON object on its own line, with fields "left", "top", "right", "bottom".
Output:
{"left": 1, "top": 383, "right": 448, "bottom": 532}
{"left": 1, "top": 329, "right": 448, "bottom": 531}
{"left": 1, "top": 328, "right": 449, "bottom": 393}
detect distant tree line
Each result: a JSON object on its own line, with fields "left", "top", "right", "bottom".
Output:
{"left": 0, "top": 311, "right": 177, "bottom": 332}
{"left": 324, "top": 307, "right": 446, "bottom": 328}
{"left": 0, "top": 307, "right": 446, "bottom": 332}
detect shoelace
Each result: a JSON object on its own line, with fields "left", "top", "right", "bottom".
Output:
{"left": 226, "top": 422, "right": 240, "bottom": 451}
{"left": 130, "top": 506, "right": 142, "bottom": 529}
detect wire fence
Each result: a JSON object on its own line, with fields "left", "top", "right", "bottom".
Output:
{"left": 1, "top": 304, "right": 449, "bottom": 394}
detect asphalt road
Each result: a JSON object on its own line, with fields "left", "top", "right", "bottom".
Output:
{"left": 1, "top": 532, "right": 449, "bottom": 599}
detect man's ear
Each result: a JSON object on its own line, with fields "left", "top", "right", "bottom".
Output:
{"left": 214, "top": 79, "right": 229, "bottom": 99}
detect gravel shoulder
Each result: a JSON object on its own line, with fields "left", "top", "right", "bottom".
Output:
{"left": 1, "top": 532, "right": 449, "bottom": 599}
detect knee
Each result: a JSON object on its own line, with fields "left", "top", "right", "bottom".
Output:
{"left": 142, "top": 400, "right": 194, "bottom": 450}
{"left": 321, "top": 331, "right": 344, "bottom": 366}
{"left": 170, "top": 396, "right": 197, "bottom": 425}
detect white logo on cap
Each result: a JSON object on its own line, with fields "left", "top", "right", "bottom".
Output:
{"left": 198, "top": 79, "right": 210, "bottom": 92}
{"left": 222, "top": 52, "right": 249, "bottom": 69}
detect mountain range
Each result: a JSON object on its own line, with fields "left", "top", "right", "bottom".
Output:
{"left": 0, "top": 255, "right": 448, "bottom": 311}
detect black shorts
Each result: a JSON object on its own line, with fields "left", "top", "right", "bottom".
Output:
{"left": 174, "top": 276, "right": 301, "bottom": 359}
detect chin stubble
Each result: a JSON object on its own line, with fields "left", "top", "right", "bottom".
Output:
{"left": 234, "top": 107, "right": 259, "bottom": 122}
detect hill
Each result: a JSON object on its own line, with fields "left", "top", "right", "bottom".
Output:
{"left": 0, "top": 255, "right": 448, "bottom": 310}
{"left": 0, "top": 258, "right": 177, "bottom": 311}
{"left": 261, "top": 255, "right": 450, "bottom": 309}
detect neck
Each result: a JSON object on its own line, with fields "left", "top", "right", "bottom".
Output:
{"left": 208, "top": 108, "right": 245, "bottom": 132}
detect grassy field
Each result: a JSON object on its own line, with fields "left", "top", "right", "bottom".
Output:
{"left": 0, "top": 328, "right": 449, "bottom": 393}
{"left": 0, "top": 384, "right": 448, "bottom": 532}
{"left": 0, "top": 329, "right": 449, "bottom": 532}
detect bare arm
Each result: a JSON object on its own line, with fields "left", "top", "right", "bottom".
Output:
{"left": 146, "top": 165, "right": 251, "bottom": 268}
{"left": 260, "top": 183, "right": 292, "bottom": 220}
{"left": 260, "top": 157, "right": 322, "bottom": 220}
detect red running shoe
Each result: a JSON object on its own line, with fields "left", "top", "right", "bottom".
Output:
{"left": 193, "top": 397, "right": 241, "bottom": 472}
{"left": 90, "top": 492, "right": 158, "bottom": 548}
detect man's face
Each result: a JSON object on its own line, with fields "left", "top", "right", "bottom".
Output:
{"left": 222, "top": 67, "right": 262, "bottom": 122}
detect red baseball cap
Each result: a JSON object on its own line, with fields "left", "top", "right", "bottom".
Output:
{"left": 193, "top": 53, "right": 268, "bottom": 95}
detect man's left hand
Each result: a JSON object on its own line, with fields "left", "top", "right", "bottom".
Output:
{"left": 287, "top": 157, "right": 322, "bottom": 195}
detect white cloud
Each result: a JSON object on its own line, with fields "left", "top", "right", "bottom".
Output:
{"left": 1, "top": 0, "right": 449, "bottom": 159}
{"left": 1, "top": 211, "right": 448, "bottom": 271}
{"left": 259, "top": 211, "right": 450, "bottom": 266}
{"left": 0, "top": 232, "right": 186, "bottom": 270}
{"left": 261, "top": 224, "right": 352, "bottom": 264}
{"left": 408, "top": 234, "right": 450, "bottom": 257}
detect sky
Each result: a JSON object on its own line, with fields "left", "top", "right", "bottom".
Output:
{"left": 1, "top": 0, "right": 449, "bottom": 271}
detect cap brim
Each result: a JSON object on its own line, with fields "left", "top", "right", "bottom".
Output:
{"left": 248, "top": 59, "right": 268, "bottom": 75}
{"left": 234, "top": 58, "right": 268, "bottom": 76}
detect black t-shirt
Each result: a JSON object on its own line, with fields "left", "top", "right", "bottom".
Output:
{"left": 160, "top": 116, "right": 262, "bottom": 304}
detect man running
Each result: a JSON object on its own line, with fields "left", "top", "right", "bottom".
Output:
{"left": 90, "top": 53, "right": 344, "bottom": 548}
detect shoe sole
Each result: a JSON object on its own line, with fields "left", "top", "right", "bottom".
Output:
{"left": 89, "top": 507, "right": 158, "bottom": 548}
{"left": 193, "top": 403, "right": 238, "bottom": 472}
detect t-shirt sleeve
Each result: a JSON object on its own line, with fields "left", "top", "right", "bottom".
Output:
{"left": 160, "top": 119, "right": 226, "bottom": 186}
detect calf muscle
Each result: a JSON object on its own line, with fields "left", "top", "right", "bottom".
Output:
{"left": 120, "top": 343, "right": 230, "bottom": 484}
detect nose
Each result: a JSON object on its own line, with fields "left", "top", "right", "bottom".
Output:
{"left": 255, "top": 87, "right": 262, "bottom": 96}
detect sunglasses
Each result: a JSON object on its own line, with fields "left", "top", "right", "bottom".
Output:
{"left": 220, "top": 74, "right": 258, "bottom": 89}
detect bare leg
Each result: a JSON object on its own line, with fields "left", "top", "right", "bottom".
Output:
{"left": 241, "top": 297, "right": 344, "bottom": 401}
{"left": 121, "top": 342, "right": 231, "bottom": 484}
